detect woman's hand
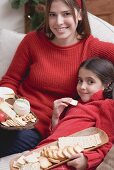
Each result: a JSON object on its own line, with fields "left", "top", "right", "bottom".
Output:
{"left": 67, "top": 153, "right": 87, "bottom": 170}
{"left": 52, "top": 97, "right": 73, "bottom": 128}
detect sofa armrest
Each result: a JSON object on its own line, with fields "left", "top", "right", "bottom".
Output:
{"left": 0, "top": 29, "right": 25, "bottom": 80}
{"left": 96, "top": 145, "right": 114, "bottom": 170}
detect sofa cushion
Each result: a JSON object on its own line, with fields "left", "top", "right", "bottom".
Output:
{"left": 96, "top": 145, "right": 114, "bottom": 170}
{"left": 88, "top": 13, "right": 114, "bottom": 43}
{"left": 0, "top": 29, "right": 25, "bottom": 79}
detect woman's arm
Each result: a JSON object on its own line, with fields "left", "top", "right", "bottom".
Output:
{"left": 88, "top": 36, "right": 114, "bottom": 63}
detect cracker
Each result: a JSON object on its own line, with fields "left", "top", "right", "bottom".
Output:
{"left": 57, "top": 148, "right": 65, "bottom": 160}
{"left": 39, "top": 156, "right": 52, "bottom": 169}
{"left": 62, "top": 146, "right": 72, "bottom": 158}
{"left": 70, "top": 99, "right": 78, "bottom": 106}
{"left": 73, "top": 144, "right": 84, "bottom": 153}
{"left": 48, "top": 157, "right": 60, "bottom": 164}
{"left": 47, "top": 149, "right": 53, "bottom": 158}
{"left": 20, "top": 163, "right": 32, "bottom": 170}
{"left": 1, "top": 121, "right": 9, "bottom": 127}
{"left": 6, "top": 120, "right": 18, "bottom": 126}
{"left": 16, "top": 155, "right": 26, "bottom": 165}
{"left": 52, "top": 150, "right": 59, "bottom": 160}
{"left": 58, "top": 134, "right": 101, "bottom": 149}
{"left": 49, "top": 145, "right": 59, "bottom": 150}
{"left": 30, "top": 162, "right": 40, "bottom": 170}
{"left": 67, "top": 146, "right": 77, "bottom": 155}
{"left": 24, "top": 153, "right": 38, "bottom": 163}
{"left": 14, "top": 117, "right": 27, "bottom": 126}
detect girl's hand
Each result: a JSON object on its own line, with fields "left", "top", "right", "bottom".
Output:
{"left": 52, "top": 97, "right": 73, "bottom": 128}
{"left": 67, "top": 153, "right": 87, "bottom": 170}
{"left": 53, "top": 97, "right": 73, "bottom": 116}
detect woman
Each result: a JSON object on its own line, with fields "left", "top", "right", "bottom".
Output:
{"left": 0, "top": 0, "right": 114, "bottom": 157}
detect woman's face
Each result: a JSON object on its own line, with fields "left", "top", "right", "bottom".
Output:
{"left": 77, "top": 68, "right": 105, "bottom": 102}
{"left": 49, "top": 0, "right": 82, "bottom": 45}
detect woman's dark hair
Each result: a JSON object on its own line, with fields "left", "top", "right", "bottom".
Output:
{"left": 79, "top": 57, "right": 114, "bottom": 99}
{"left": 38, "top": 0, "right": 91, "bottom": 40}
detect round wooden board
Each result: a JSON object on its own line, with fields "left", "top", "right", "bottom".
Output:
{"left": 0, "top": 112, "right": 38, "bottom": 131}
{"left": 0, "top": 97, "right": 38, "bottom": 130}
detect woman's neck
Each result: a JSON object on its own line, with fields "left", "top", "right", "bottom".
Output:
{"left": 51, "top": 35, "right": 80, "bottom": 47}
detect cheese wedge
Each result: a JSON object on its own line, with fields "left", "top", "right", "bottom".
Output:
{"left": 0, "top": 101, "right": 16, "bottom": 119}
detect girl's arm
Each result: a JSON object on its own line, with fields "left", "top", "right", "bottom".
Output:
{"left": 66, "top": 142, "right": 112, "bottom": 170}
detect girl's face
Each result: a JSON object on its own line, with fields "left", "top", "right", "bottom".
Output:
{"left": 49, "top": 0, "right": 82, "bottom": 46}
{"left": 77, "top": 68, "right": 105, "bottom": 102}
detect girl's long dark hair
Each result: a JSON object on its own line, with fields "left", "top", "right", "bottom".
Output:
{"left": 79, "top": 57, "right": 114, "bottom": 99}
{"left": 103, "top": 82, "right": 114, "bottom": 99}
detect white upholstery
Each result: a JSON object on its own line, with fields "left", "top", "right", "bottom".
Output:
{"left": 0, "top": 14, "right": 114, "bottom": 170}
{"left": 0, "top": 153, "right": 22, "bottom": 170}
{"left": 0, "top": 29, "right": 25, "bottom": 79}
{"left": 88, "top": 13, "right": 114, "bottom": 43}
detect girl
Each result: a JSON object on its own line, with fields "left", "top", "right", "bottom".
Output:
{"left": 51, "top": 57, "right": 114, "bottom": 129}
{"left": 43, "top": 57, "right": 114, "bottom": 170}
{"left": 1, "top": 0, "right": 114, "bottom": 157}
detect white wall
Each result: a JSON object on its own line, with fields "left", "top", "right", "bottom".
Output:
{"left": 0, "top": 0, "right": 24, "bottom": 33}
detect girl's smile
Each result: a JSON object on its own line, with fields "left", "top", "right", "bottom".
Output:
{"left": 77, "top": 68, "right": 105, "bottom": 102}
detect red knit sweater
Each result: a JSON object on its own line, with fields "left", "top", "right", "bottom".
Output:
{"left": 37, "top": 91, "right": 114, "bottom": 170}
{"left": 0, "top": 31, "right": 114, "bottom": 138}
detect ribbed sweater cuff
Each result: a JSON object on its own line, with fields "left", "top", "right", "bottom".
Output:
{"left": 83, "top": 151, "right": 102, "bottom": 169}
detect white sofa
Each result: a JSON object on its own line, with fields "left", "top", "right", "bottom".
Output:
{"left": 0, "top": 29, "right": 25, "bottom": 80}
{"left": 0, "top": 13, "right": 114, "bottom": 170}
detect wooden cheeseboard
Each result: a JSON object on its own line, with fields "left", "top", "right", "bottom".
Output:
{"left": 0, "top": 96, "right": 38, "bottom": 130}
{"left": 12, "top": 127, "right": 109, "bottom": 170}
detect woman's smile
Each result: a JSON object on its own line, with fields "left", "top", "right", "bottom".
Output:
{"left": 55, "top": 26, "right": 69, "bottom": 33}
{"left": 49, "top": 0, "right": 81, "bottom": 46}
